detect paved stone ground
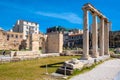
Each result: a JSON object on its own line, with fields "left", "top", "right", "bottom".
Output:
{"left": 70, "top": 59, "right": 120, "bottom": 80}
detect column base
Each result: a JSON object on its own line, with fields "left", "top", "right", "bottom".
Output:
{"left": 80, "top": 55, "right": 91, "bottom": 60}
{"left": 104, "top": 52, "right": 109, "bottom": 55}
{"left": 99, "top": 54, "right": 104, "bottom": 56}
{"left": 92, "top": 52, "right": 99, "bottom": 58}
{"left": 99, "top": 52, "right": 104, "bottom": 56}
{"left": 104, "top": 53, "right": 110, "bottom": 56}
{"left": 92, "top": 54, "right": 99, "bottom": 58}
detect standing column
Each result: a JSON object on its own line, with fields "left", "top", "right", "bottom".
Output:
{"left": 99, "top": 18, "right": 104, "bottom": 56}
{"left": 81, "top": 9, "right": 90, "bottom": 60}
{"left": 104, "top": 22, "right": 110, "bottom": 55}
{"left": 92, "top": 14, "right": 99, "bottom": 58}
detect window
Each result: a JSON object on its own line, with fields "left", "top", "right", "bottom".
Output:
{"left": 32, "top": 23, "right": 35, "bottom": 26}
{"left": 20, "top": 35, "right": 23, "bottom": 38}
{"left": 16, "top": 35, "right": 18, "bottom": 38}
{"left": 11, "top": 34, "right": 14, "bottom": 37}
{"left": 72, "top": 37, "right": 73, "bottom": 39}
{"left": 35, "top": 28, "right": 37, "bottom": 31}
{"left": 26, "top": 35, "right": 28, "bottom": 38}
{"left": 30, "top": 26, "right": 34, "bottom": 29}
{"left": 32, "top": 27, "right": 34, "bottom": 29}
{"left": 7, "top": 34, "right": 9, "bottom": 37}
{"left": 26, "top": 26, "right": 29, "bottom": 29}
{"left": 3, "top": 33, "right": 6, "bottom": 35}
{"left": 26, "top": 31, "right": 29, "bottom": 34}
{"left": 7, "top": 35, "right": 9, "bottom": 40}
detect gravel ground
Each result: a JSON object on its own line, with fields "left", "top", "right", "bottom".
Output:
{"left": 70, "top": 59, "right": 120, "bottom": 80}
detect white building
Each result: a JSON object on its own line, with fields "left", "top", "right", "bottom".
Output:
{"left": 12, "top": 20, "right": 39, "bottom": 39}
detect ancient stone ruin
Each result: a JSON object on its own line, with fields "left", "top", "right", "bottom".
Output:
{"left": 46, "top": 32, "right": 63, "bottom": 53}
{"left": 81, "top": 3, "right": 110, "bottom": 59}
{"left": 56, "top": 3, "right": 111, "bottom": 75}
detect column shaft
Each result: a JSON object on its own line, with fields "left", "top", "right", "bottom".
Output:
{"left": 104, "top": 22, "right": 110, "bottom": 55}
{"left": 100, "top": 18, "right": 104, "bottom": 56}
{"left": 82, "top": 10, "right": 90, "bottom": 60}
{"left": 92, "top": 14, "right": 98, "bottom": 58}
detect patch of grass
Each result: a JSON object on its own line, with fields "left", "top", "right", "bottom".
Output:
{"left": 0, "top": 56, "right": 79, "bottom": 80}
{"left": 0, "top": 50, "right": 11, "bottom": 55}
{"left": 109, "top": 48, "right": 115, "bottom": 52}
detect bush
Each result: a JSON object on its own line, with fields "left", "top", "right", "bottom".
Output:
{"left": 0, "top": 50, "right": 11, "bottom": 55}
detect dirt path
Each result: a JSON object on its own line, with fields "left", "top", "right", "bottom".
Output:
{"left": 70, "top": 59, "right": 120, "bottom": 80}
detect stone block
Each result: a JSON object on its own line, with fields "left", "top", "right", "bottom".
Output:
{"left": 64, "top": 58, "right": 84, "bottom": 69}
{"left": 56, "top": 67, "right": 73, "bottom": 75}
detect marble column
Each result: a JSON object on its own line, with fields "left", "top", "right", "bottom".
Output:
{"left": 92, "top": 14, "right": 99, "bottom": 58}
{"left": 82, "top": 9, "right": 90, "bottom": 60}
{"left": 104, "top": 22, "right": 110, "bottom": 55}
{"left": 99, "top": 18, "right": 104, "bottom": 56}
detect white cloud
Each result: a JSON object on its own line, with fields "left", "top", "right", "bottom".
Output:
{"left": 36, "top": 12, "right": 82, "bottom": 24}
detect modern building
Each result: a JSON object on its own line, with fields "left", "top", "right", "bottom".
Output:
{"left": 12, "top": 20, "right": 39, "bottom": 39}
{"left": 109, "top": 31, "right": 120, "bottom": 48}
{"left": 47, "top": 26, "right": 83, "bottom": 49}
{"left": 47, "top": 26, "right": 68, "bottom": 33}
{"left": 0, "top": 19, "right": 45, "bottom": 51}
{"left": 67, "top": 33, "right": 83, "bottom": 48}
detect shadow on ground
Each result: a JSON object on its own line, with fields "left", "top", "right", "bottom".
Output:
{"left": 40, "top": 62, "right": 64, "bottom": 68}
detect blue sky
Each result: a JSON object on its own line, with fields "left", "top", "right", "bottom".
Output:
{"left": 0, "top": 0, "right": 119, "bottom": 33}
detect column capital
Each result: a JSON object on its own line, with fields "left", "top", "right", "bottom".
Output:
{"left": 104, "top": 19, "right": 110, "bottom": 23}
{"left": 100, "top": 17, "right": 105, "bottom": 20}
{"left": 82, "top": 7, "right": 90, "bottom": 11}
{"left": 82, "top": 8, "right": 87, "bottom": 11}
{"left": 92, "top": 12, "right": 98, "bottom": 16}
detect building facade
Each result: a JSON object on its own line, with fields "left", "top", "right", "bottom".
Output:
{"left": 12, "top": 20, "right": 39, "bottom": 39}
{"left": 0, "top": 29, "right": 24, "bottom": 50}
{"left": 67, "top": 33, "right": 83, "bottom": 48}
{"left": 0, "top": 20, "right": 44, "bottom": 51}
{"left": 0, "top": 29, "right": 44, "bottom": 51}
{"left": 109, "top": 31, "right": 120, "bottom": 48}
{"left": 47, "top": 26, "right": 83, "bottom": 49}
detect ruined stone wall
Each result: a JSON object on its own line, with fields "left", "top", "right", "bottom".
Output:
{"left": 7, "top": 32, "right": 23, "bottom": 50}
{"left": 0, "top": 29, "right": 44, "bottom": 51}
{"left": 41, "top": 35, "right": 47, "bottom": 53}
{"left": 39, "top": 33, "right": 44, "bottom": 49}
{"left": 46, "top": 32, "right": 63, "bottom": 53}
{"left": 31, "top": 34, "right": 39, "bottom": 51}
{"left": 0, "top": 30, "right": 7, "bottom": 50}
